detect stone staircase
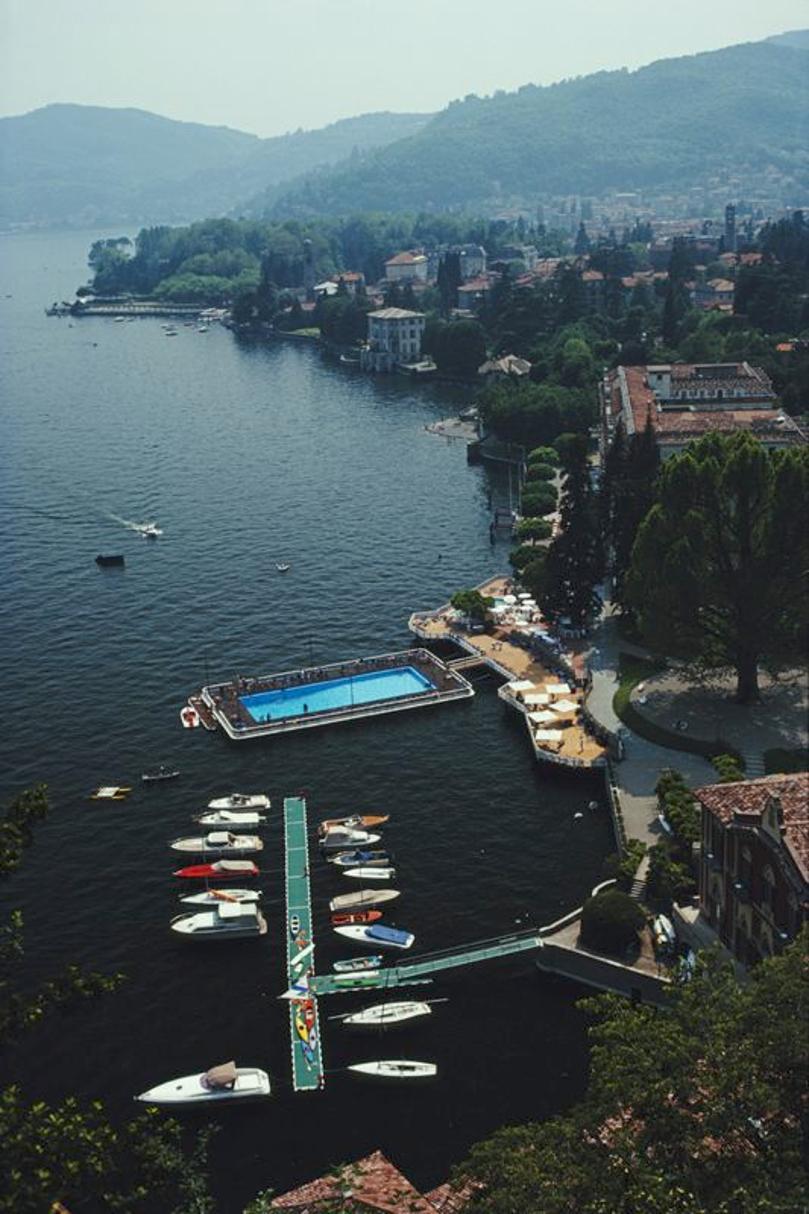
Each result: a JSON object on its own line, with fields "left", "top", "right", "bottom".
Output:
{"left": 740, "top": 749, "right": 767, "bottom": 778}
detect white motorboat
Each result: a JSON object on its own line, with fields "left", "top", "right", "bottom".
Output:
{"left": 343, "top": 866, "right": 396, "bottom": 881}
{"left": 208, "top": 793, "right": 270, "bottom": 811}
{"left": 170, "top": 903, "right": 267, "bottom": 940}
{"left": 136, "top": 1060, "right": 271, "bottom": 1105}
{"left": 179, "top": 888, "right": 262, "bottom": 907}
{"left": 347, "top": 1060, "right": 436, "bottom": 1080}
{"left": 134, "top": 521, "right": 163, "bottom": 538}
{"left": 334, "top": 924, "right": 414, "bottom": 951}
{"left": 170, "top": 831, "right": 264, "bottom": 855}
{"left": 329, "top": 889, "right": 400, "bottom": 912}
{"left": 276, "top": 562, "right": 291, "bottom": 573}
{"left": 328, "top": 849, "right": 392, "bottom": 867}
{"left": 319, "top": 828, "right": 381, "bottom": 851}
{"left": 341, "top": 1001, "right": 432, "bottom": 1028}
{"left": 195, "top": 809, "right": 266, "bottom": 827}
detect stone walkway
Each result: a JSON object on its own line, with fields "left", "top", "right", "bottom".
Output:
{"left": 584, "top": 607, "right": 808, "bottom": 848}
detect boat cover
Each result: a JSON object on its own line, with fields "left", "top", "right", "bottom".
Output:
{"left": 218, "top": 902, "right": 255, "bottom": 920}
{"left": 214, "top": 860, "right": 255, "bottom": 872}
{"left": 367, "top": 924, "right": 412, "bottom": 945}
{"left": 206, "top": 1061, "right": 237, "bottom": 1088}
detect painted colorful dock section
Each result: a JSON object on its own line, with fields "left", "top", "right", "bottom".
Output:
{"left": 283, "top": 796, "right": 324, "bottom": 1092}
{"left": 310, "top": 929, "right": 544, "bottom": 996}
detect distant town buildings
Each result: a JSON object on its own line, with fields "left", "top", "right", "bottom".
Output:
{"left": 385, "top": 250, "right": 429, "bottom": 283}
{"left": 360, "top": 306, "right": 426, "bottom": 371}
{"left": 695, "top": 773, "right": 808, "bottom": 968}
{"left": 601, "top": 361, "right": 806, "bottom": 459}
{"left": 269, "top": 1149, "right": 473, "bottom": 1211}
{"left": 478, "top": 353, "right": 532, "bottom": 383}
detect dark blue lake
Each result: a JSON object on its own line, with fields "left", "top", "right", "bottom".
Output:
{"left": 0, "top": 230, "right": 614, "bottom": 1209}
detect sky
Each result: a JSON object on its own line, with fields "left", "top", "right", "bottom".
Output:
{"left": 1, "top": 0, "right": 807, "bottom": 138}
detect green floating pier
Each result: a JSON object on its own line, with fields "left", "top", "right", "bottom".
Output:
{"left": 283, "top": 796, "right": 324, "bottom": 1092}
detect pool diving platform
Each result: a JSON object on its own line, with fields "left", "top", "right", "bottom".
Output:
{"left": 192, "top": 648, "right": 474, "bottom": 742}
{"left": 310, "top": 928, "right": 544, "bottom": 996}
{"left": 283, "top": 796, "right": 324, "bottom": 1092}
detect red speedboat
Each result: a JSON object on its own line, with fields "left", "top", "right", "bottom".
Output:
{"left": 330, "top": 909, "right": 383, "bottom": 927}
{"left": 173, "top": 859, "right": 259, "bottom": 880}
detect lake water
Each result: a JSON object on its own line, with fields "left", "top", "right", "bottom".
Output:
{"left": 0, "top": 230, "right": 614, "bottom": 1209}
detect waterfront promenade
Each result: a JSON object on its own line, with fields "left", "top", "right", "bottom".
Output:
{"left": 410, "top": 575, "right": 606, "bottom": 769}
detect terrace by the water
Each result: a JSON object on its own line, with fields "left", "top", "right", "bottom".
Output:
{"left": 409, "top": 576, "right": 608, "bottom": 770}
{"left": 195, "top": 648, "right": 474, "bottom": 741}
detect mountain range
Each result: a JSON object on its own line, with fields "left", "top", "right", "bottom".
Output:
{"left": 0, "top": 105, "right": 431, "bottom": 228}
{"left": 1, "top": 33, "right": 807, "bottom": 229}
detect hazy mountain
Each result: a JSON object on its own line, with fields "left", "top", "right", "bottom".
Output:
{"left": 269, "top": 40, "right": 809, "bottom": 217}
{"left": 766, "top": 29, "right": 809, "bottom": 48}
{"left": 0, "top": 104, "right": 431, "bottom": 228}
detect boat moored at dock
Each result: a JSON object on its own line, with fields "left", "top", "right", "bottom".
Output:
{"left": 195, "top": 809, "right": 266, "bottom": 827}
{"left": 173, "top": 859, "right": 259, "bottom": 880}
{"left": 317, "top": 814, "right": 389, "bottom": 834}
{"left": 179, "top": 888, "right": 262, "bottom": 906}
{"left": 334, "top": 923, "right": 414, "bottom": 951}
{"left": 329, "top": 889, "right": 400, "bottom": 912}
{"left": 340, "top": 1001, "right": 432, "bottom": 1028}
{"left": 347, "top": 1060, "right": 436, "bottom": 1080}
{"left": 170, "top": 831, "right": 264, "bottom": 855}
{"left": 208, "top": 793, "right": 270, "bottom": 810}
{"left": 319, "top": 828, "right": 381, "bottom": 851}
{"left": 343, "top": 866, "right": 396, "bottom": 881}
{"left": 328, "top": 849, "right": 391, "bottom": 867}
{"left": 333, "top": 955, "right": 383, "bottom": 973}
{"left": 170, "top": 903, "right": 267, "bottom": 940}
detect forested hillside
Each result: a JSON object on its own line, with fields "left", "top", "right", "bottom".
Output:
{"left": 269, "top": 40, "right": 809, "bottom": 217}
{"left": 0, "top": 105, "right": 431, "bottom": 228}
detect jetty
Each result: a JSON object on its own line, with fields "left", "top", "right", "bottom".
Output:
{"left": 190, "top": 648, "right": 474, "bottom": 742}
{"left": 283, "top": 796, "right": 323, "bottom": 1092}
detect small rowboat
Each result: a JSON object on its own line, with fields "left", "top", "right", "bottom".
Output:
{"left": 330, "top": 889, "right": 400, "bottom": 912}
{"left": 347, "top": 1060, "right": 437, "bottom": 1080}
{"left": 318, "top": 814, "right": 389, "bottom": 834}
{"left": 180, "top": 705, "right": 200, "bottom": 729}
{"left": 333, "top": 955, "right": 383, "bottom": 973}
{"left": 331, "top": 910, "right": 382, "bottom": 927}
{"left": 173, "top": 860, "right": 259, "bottom": 880}
{"left": 142, "top": 766, "right": 180, "bottom": 783}
{"left": 343, "top": 866, "right": 396, "bottom": 881}
{"left": 90, "top": 786, "right": 132, "bottom": 801}
{"left": 136, "top": 1061, "right": 271, "bottom": 1105}
{"left": 180, "top": 888, "right": 261, "bottom": 906}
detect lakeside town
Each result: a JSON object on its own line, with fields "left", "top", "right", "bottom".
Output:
{"left": 4, "top": 12, "right": 809, "bottom": 1214}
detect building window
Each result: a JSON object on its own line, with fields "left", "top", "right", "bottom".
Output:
{"left": 761, "top": 865, "right": 775, "bottom": 912}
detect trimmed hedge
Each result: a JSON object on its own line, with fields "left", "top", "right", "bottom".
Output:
{"left": 580, "top": 889, "right": 645, "bottom": 955}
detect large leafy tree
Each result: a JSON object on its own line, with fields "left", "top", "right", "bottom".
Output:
{"left": 537, "top": 434, "right": 603, "bottom": 627}
{"left": 457, "top": 933, "right": 809, "bottom": 1214}
{"left": 625, "top": 433, "right": 809, "bottom": 703}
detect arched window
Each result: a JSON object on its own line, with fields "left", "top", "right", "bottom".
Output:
{"left": 761, "top": 865, "right": 776, "bottom": 912}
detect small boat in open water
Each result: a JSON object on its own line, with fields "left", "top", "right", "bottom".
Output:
{"left": 95, "top": 554, "right": 125, "bottom": 567}
{"left": 90, "top": 786, "right": 131, "bottom": 801}
{"left": 348, "top": 1060, "right": 436, "bottom": 1080}
{"left": 276, "top": 562, "right": 290, "bottom": 572}
{"left": 208, "top": 793, "right": 270, "bottom": 811}
{"left": 136, "top": 1060, "right": 271, "bottom": 1105}
{"left": 173, "top": 859, "right": 259, "bottom": 880}
{"left": 180, "top": 705, "right": 200, "bottom": 729}
{"left": 142, "top": 765, "right": 179, "bottom": 783}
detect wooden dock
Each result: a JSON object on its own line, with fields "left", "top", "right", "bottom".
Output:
{"left": 283, "top": 796, "right": 324, "bottom": 1092}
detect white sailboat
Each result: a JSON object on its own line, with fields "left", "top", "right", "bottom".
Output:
{"left": 340, "top": 1001, "right": 432, "bottom": 1028}
{"left": 347, "top": 1060, "right": 437, "bottom": 1080}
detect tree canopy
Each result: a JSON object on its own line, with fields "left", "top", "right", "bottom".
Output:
{"left": 458, "top": 931, "right": 809, "bottom": 1214}
{"left": 625, "top": 433, "right": 809, "bottom": 703}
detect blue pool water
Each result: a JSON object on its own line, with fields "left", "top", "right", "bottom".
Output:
{"left": 240, "top": 665, "right": 435, "bottom": 722}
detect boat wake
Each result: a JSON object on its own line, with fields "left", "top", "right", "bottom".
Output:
{"left": 107, "top": 513, "right": 164, "bottom": 537}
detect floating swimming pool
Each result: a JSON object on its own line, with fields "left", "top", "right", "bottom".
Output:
{"left": 240, "top": 665, "right": 436, "bottom": 723}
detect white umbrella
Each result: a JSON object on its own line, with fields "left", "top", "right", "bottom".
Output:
{"left": 502, "top": 594, "right": 517, "bottom": 604}
{"left": 534, "top": 729, "right": 564, "bottom": 742}
{"left": 544, "top": 682, "right": 571, "bottom": 696}
{"left": 551, "top": 698, "right": 579, "bottom": 714}
{"left": 522, "top": 692, "right": 550, "bottom": 706}
{"left": 528, "top": 710, "right": 557, "bottom": 725}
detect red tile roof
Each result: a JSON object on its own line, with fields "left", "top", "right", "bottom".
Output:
{"left": 271, "top": 1151, "right": 468, "bottom": 1213}
{"left": 386, "top": 252, "right": 426, "bottom": 266}
{"left": 695, "top": 773, "right": 809, "bottom": 881}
